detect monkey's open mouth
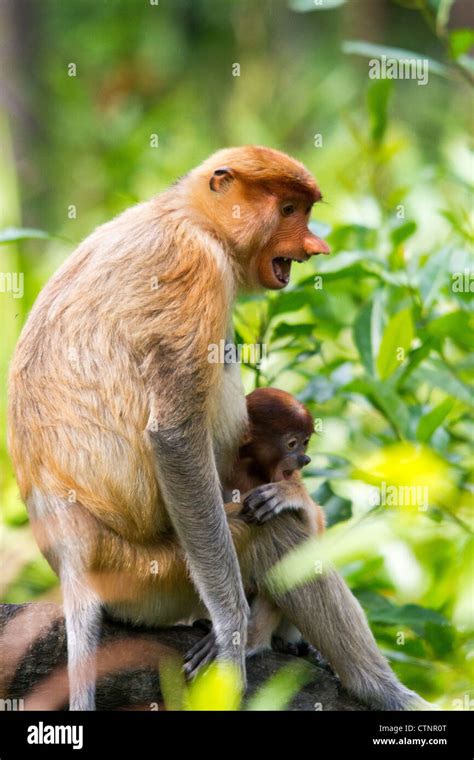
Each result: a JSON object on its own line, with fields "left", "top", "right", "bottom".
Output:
{"left": 282, "top": 470, "right": 294, "bottom": 480}
{"left": 272, "top": 256, "right": 304, "bottom": 286}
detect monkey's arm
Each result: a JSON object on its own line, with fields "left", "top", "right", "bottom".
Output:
{"left": 141, "top": 247, "right": 249, "bottom": 679}
{"left": 148, "top": 418, "right": 249, "bottom": 651}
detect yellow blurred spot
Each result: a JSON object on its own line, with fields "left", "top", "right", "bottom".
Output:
{"left": 184, "top": 662, "right": 242, "bottom": 711}
{"left": 355, "top": 442, "right": 455, "bottom": 508}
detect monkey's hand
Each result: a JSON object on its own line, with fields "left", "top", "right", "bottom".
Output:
{"left": 241, "top": 480, "right": 309, "bottom": 525}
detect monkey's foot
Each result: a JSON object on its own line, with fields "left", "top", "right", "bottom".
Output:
{"left": 183, "top": 630, "right": 217, "bottom": 679}
{"left": 272, "top": 635, "right": 310, "bottom": 657}
{"left": 241, "top": 484, "right": 299, "bottom": 524}
{"left": 272, "top": 636, "right": 334, "bottom": 670}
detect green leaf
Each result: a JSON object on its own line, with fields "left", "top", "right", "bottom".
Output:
{"left": 246, "top": 661, "right": 313, "bottom": 711}
{"left": 289, "top": 0, "right": 347, "bottom": 11}
{"left": 391, "top": 0, "right": 424, "bottom": 8}
{"left": 426, "top": 311, "right": 474, "bottom": 352}
{"left": 353, "top": 295, "right": 383, "bottom": 376}
{"left": 298, "top": 375, "right": 337, "bottom": 404}
{"left": 313, "top": 481, "right": 352, "bottom": 527}
{"left": 390, "top": 220, "right": 417, "bottom": 247}
{"left": 396, "top": 339, "right": 437, "bottom": 388}
{"left": 328, "top": 224, "right": 377, "bottom": 251}
{"left": 317, "top": 250, "right": 368, "bottom": 273}
{"left": 271, "top": 322, "right": 316, "bottom": 340}
{"left": 418, "top": 247, "right": 451, "bottom": 308}
{"left": 356, "top": 591, "right": 451, "bottom": 635}
{"left": 346, "top": 377, "right": 412, "bottom": 439}
{"left": 268, "top": 289, "right": 313, "bottom": 320}
{"left": 367, "top": 79, "right": 392, "bottom": 144}
{"left": 0, "top": 227, "right": 50, "bottom": 244}
{"left": 362, "top": 260, "right": 408, "bottom": 286}
{"left": 424, "top": 621, "right": 455, "bottom": 657}
{"left": 312, "top": 251, "right": 407, "bottom": 286}
{"left": 4, "top": 557, "right": 58, "bottom": 603}
{"left": 365, "top": 378, "right": 412, "bottom": 439}
{"left": 354, "top": 304, "right": 374, "bottom": 376}
{"left": 440, "top": 210, "right": 474, "bottom": 242}
{"left": 376, "top": 307, "right": 414, "bottom": 381}
{"left": 304, "top": 454, "right": 352, "bottom": 480}
{"left": 449, "top": 29, "right": 474, "bottom": 60}
{"left": 342, "top": 40, "right": 449, "bottom": 78}
{"left": 416, "top": 399, "right": 454, "bottom": 443}
{"left": 413, "top": 359, "right": 474, "bottom": 408}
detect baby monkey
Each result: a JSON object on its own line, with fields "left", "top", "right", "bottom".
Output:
{"left": 186, "top": 387, "right": 324, "bottom": 674}
{"left": 234, "top": 387, "right": 324, "bottom": 535}
{"left": 235, "top": 387, "right": 324, "bottom": 656}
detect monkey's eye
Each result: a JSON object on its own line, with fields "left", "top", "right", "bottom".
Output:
{"left": 287, "top": 438, "right": 298, "bottom": 450}
{"left": 303, "top": 438, "right": 310, "bottom": 447}
{"left": 281, "top": 203, "right": 295, "bottom": 217}
{"left": 305, "top": 205, "right": 312, "bottom": 215}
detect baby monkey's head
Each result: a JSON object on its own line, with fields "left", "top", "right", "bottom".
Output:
{"left": 240, "top": 387, "right": 314, "bottom": 483}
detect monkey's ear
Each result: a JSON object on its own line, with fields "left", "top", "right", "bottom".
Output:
{"left": 209, "top": 167, "right": 234, "bottom": 193}
{"left": 239, "top": 429, "right": 252, "bottom": 446}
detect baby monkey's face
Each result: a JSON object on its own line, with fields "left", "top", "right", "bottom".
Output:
{"left": 271, "top": 429, "right": 312, "bottom": 482}
{"left": 245, "top": 425, "right": 312, "bottom": 483}
{"left": 242, "top": 386, "right": 315, "bottom": 483}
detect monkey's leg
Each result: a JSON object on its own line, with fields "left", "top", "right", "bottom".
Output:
{"left": 62, "top": 571, "right": 102, "bottom": 711}
{"left": 27, "top": 491, "right": 103, "bottom": 711}
{"left": 64, "top": 498, "right": 422, "bottom": 710}
{"left": 239, "top": 511, "right": 426, "bottom": 710}
{"left": 246, "top": 596, "right": 282, "bottom": 656}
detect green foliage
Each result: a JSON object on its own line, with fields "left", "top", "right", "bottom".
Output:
{"left": 367, "top": 79, "right": 393, "bottom": 145}
{"left": 0, "top": 227, "right": 51, "bottom": 244}
{"left": 4, "top": 557, "right": 58, "bottom": 604}
{"left": 290, "top": 0, "right": 347, "bottom": 11}
{"left": 246, "top": 661, "right": 314, "bottom": 710}
{"left": 313, "top": 481, "right": 352, "bottom": 526}
{"left": 342, "top": 40, "right": 449, "bottom": 78}
{"left": 376, "top": 307, "right": 414, "bottom": 380}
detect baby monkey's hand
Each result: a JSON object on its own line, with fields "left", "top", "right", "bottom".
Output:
{"left": 241, "top": 480, "right": 308, "bottom": 525}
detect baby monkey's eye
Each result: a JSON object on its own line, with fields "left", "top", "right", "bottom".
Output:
{"left": 303, "top": 438, "right": 310, "bottom": 446}
{"left": 281, "top": 203, "right": 295, "bottom": 217}
{"left": 305, "top": 205, "right": 312, "bottom": 215}
{"left": 287, "top": 438, "right": 298, "bottom": 449}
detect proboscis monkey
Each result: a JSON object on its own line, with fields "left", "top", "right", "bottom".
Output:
{"left": 8, "top": 146, "right": 425, "bottom": 710}
{"left": 185, "top": 387, "right": 324, "bottom": 673}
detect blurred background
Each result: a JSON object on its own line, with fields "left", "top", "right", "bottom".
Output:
{"left": 0, "top": 0, "right": 472, "bottom": 708}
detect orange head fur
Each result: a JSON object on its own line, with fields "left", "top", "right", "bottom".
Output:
{"left": 240, "top": 387, "right": 315, "bottom": 482}
{"left": 184, "top": 145, "right": 329, "bottom": 290}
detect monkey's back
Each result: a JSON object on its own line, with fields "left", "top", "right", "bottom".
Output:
{"left": 8, "top": 200, "right": 183, "bottom": 543}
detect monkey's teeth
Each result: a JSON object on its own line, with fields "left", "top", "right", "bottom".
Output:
{"left": 272, "top": 256, "right": 292, "bottom": 285}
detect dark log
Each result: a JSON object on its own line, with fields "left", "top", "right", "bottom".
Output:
{"left": 0, "top": 603, "right": 365, "bottom": 711}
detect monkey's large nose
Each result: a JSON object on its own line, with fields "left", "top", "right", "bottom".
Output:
{"left": 299, "top": 454, "right": 311, "bottom": 467}
{"left": 303, "top": 232, "right": 330, "bottom": 256}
